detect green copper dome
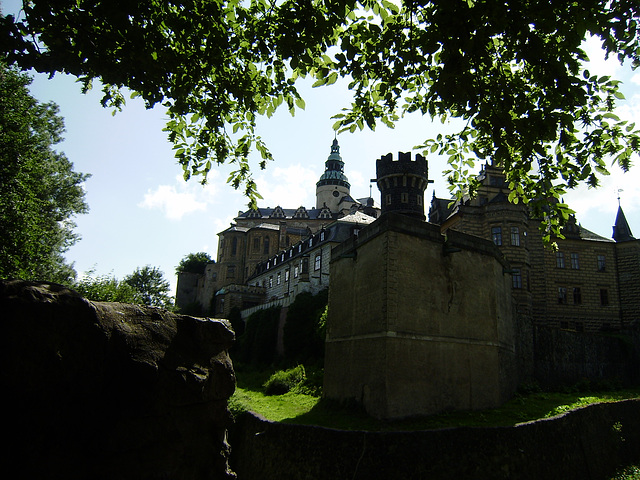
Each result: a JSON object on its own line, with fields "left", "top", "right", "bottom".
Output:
{"left": 317, "top": 139, "right": 350, "bottom": 188}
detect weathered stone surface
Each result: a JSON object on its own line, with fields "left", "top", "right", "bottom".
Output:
{"left": 230, "top": 400, "right": 640, "bottom": 480}
{"left": 325, "top": 213, "right": 517, "bottom": 419}
{"left": 1, "top": 279, "right": 236, "bottom": 480}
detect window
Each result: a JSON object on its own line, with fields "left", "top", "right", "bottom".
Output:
{"left": 285, "top": 269, "right": 290, "bottom": 282}
{"left": 253, "top": 237, "right": 260, "bottom": 252}
{"left": 600, "top": 289, "right": 609, "bottom": 306}
{"left": 417, "top": 195, "right": 423, "bottom": 206}
{"left": 491, "top": 226, "right": 502, "bottom": 246}
{"left": 510, "top": 227, "right": 520, "bottom": 246}
{"left": 268, "top": 276, "right": 273, "bottom": 288}
{"left": 512, "top": 268, "right": 522, "bottom": 289}
{"left": 573, "top": 287, "right": 582, "bottom": 305}
{"left": 314, "top": 253, "right": 321, "bottom": 271}
{"left": 401, "top": 192, "right": 409, "bottom": 203}
{"left": 597, "top": 255, "right": 606, "bottom": 271}
{"left": 558, "top": 287, "right": 567, "bottom": 304}
{"left": 386, "top": 194, "right": 392, "bottom": 205}
{"left": 231, "top": 237, "right": 238, "bottom": 256}
{"left": 556, "top": 252, "right": 565, "bottom": 268}
{"left": 320, "top": 231, "right": 325, "bottom": 241}
{"left": 263, "top": 237, "right": 270, "bottom": 254}
{"left": 570, "top": 253, "right": 579, "bottom": 269}
{"left": 294, "top": 265, "right": 299, "bottom": 278}
{"left": 227, "top": 265, "right": 235, "bottom": 278}
{"left": 277, "top": 272, "right": 281, "bottom": 285}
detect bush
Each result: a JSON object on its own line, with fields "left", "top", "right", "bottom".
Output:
{"left": 263, "top": 365, "right": 307, "bottom": 396}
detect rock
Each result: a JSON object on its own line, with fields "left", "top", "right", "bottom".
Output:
{"left": 1, "top": 279, "right": 237, "bottom": 480}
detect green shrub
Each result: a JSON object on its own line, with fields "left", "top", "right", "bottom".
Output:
{"left": 263, "top": 365, "right": 307, "bottom": 396}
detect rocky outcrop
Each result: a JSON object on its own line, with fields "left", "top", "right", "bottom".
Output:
{"left": 1, "top": 279, "right": 236, "bottom": 480}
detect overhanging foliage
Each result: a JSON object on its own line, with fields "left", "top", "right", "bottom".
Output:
{"left": 2, "top": 0, "right": 639, "bottom": 238}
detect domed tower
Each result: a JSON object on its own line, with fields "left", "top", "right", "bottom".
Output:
{"left": 375, "top": 151, "right": 431, "bottom": 220}
{"left": 316, "top": 138, "right": 351, "bottom": 211}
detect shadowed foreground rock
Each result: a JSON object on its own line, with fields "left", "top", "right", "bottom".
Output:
{"left": 1, "top": 279, "right": 237, "bottom": 480}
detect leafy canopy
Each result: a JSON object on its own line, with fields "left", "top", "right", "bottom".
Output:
{"left": 0, "top": 62, "right": 89, "bottom": 283}
{"left": 176, "top": 252, "right": 214, "bottom": 275}
{"left": 124, "top": 265, "right": 174, "bottom": 308}
{"left": 72, "top": 265, "right": 174, "bottom": 308}
{"left": 2, "top": 0, "right": 639, "bottom": 235}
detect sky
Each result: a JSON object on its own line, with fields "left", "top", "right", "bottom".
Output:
{"left": 3, "top": 1, "right": 640, "bottom": 297}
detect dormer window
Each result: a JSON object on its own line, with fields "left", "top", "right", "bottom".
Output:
{"left": 294, "top": 206, "right": 309, "bottom": 219}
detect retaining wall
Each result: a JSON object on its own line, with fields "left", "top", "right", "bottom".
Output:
{"left": 230, "top": 399, "right": 640, "bottom": 480}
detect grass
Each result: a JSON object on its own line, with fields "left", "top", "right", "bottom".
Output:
{"left": 611, "top": 465, "right": 640, "bottom": 480}
{"left": 229, "top": 366, "right": 640, "bottom": 480}
{"left": 230, "top": 365, "right": 640, "bottom": 431}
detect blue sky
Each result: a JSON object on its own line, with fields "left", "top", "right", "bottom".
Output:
{"left": 3, "top": 1, "right": 639, "bottom": 296}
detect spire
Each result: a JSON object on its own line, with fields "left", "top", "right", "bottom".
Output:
{"left": 316, "top": 138, "right": 350, "bottom": 189}
{"left": 612, "top": 205, "right": 635, "bottom": 242}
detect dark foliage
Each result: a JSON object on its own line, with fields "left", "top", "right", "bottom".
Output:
{"left": 283, "top": 289, "right": 328, "bottom": 364}
{"left": 234, "top": 306, "right": 281, "bottom": 365}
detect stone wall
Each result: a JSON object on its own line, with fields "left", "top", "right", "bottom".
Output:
{"left": 324, "top": 213, "right": 518, "bottom": 419}
{"left": 616, "top": 239, "right": 640, "bottom": 327}
{"left": 533, "top": 325, "right": 640, "bottom": 388}
{"left": 1, "top": 279, "right": 237, "bottom": 480}
{"left": 230, "top": 400, "right": 640, "bottom": 480}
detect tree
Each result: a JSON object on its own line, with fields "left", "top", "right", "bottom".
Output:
{"left": 2, "top": 1, "right": 639, "bottom": 238}
{"left": 72, "top": 272, "right": 141, "bottom": 303}
{"left": 124, "top": 265, "right": 173, "bottom": 308}
{"left": 72, "top": 266, "right": 174, "bottom": 307}
{"left": 176, "top": 252, "right": 214, "bottom": 275}
{"left": 0, "top": 62, "right": 89, "bottom": 283}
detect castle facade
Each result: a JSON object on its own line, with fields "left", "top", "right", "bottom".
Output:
{"left": 429, "top": 162, "right": 638, "bottom": 333}
{"left": 175, "top": 139, "right": 379, "bottom": 316}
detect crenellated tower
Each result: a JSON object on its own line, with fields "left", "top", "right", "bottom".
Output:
{"left": 316, "top": 138, "right": 351, "bottom": 211}
{"left": 375, "top": 151, "right": 432, "bottom": 220}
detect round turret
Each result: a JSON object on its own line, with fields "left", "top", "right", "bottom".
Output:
{"left": 316, "top": 139, "right": 351, "bottom": 211}
{"left": 375, "top": 152, "right": 431, "bottom": 220}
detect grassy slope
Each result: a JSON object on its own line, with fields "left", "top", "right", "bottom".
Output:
{"left": 230, "top": 366, "right": 640, "bottom": 431}
{"left": 229, "top": 367, "right": 640, "bottom": 479}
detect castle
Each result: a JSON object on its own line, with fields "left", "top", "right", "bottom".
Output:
{"left": 176, "top": 140, "right": 638, "bottom": 334}
{"left": 176, "top": 140, "right": 638, "bottom": 419}
{"left": 175, "top": 139, "right": 380, "bottom": 316}
{"left": 324, "top": 151, "right": 639, "bottom": 419}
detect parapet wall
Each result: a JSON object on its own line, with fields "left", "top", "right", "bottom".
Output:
{"left": 230, "top": 400, "right": 640, "bottom": 480}
{"left": 376, "top": 151, "right": 428, "bottom": 177}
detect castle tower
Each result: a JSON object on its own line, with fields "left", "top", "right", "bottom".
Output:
{"left": 613, "top": 205, "right": 635, "bottom": 242}
{"left": 375, "top": 152, "right": 431, "bottom": 220}
{"left": 316, "top": 138, "right": 351, "bottom": 211}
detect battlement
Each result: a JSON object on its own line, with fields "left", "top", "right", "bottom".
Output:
{"left": 376, "top": 152, "right": 428, "bottom": 179}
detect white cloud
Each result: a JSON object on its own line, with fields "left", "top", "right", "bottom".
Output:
{"left": 255, "top": 164, "right": 319, "bottom": 209}
{"left": 138, "top": 173, "right": 224, "bottom": 220}
{"left": 632, "top": 73, "right": 640, "bottom": 86}
{"left": 139, "top": 185, "right": 207, "bottom": 220}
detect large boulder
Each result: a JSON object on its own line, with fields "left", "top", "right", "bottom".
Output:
{"left": 1, "top": 279, "right": 237, "bottom": 480}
